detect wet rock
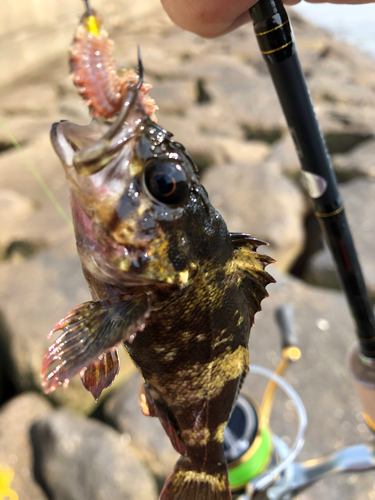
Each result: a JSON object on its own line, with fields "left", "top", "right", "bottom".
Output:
{"left": 104, "top": 372, "right": 179, "bottom": 478}
{"left": 31, "top": 409, "right": 158, "bottom": 500}
{"left": 303, "top": 178, "right": 375, "bottom": 297}
{"left": 0, "top": 392, "right": 52, "bottom": 500}
{"left": 202, "top": 160, "right": 305, "bottom": 271}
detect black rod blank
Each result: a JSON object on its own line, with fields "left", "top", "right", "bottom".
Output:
{"left": 249, "top": 0, "right": 375, "bottom": 358}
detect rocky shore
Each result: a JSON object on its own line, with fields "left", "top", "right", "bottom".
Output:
{"left": 0, "top": 5, "right": 374, "bottom": 500}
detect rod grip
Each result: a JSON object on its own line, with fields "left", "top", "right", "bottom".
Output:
{"left": 275, "top": 304, "right": 298, "bottom": 350}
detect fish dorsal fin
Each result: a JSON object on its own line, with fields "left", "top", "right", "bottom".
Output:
{"left": 231, "top": 233, "right": 276, "bottom": 325}
{"left": 230, "top": 232, "right": 269, "bottom": 251}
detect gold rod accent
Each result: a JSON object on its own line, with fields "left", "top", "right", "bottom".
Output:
{"left": 255, "top": 19, "right": 289, "bottom": 36}
{"left": 315, "top": 205, "right": 344, "bottom": 218}
{"left": 261, "top": 40, "right": 293, "bottom": 55}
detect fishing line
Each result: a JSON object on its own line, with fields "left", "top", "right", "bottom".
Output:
{"left": 0, "top": 116, "right": 74, "bottom": 230}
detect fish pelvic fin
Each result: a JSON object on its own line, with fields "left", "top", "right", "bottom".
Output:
{"left": 81, "top": 347, "right": 120, "bottom": 401}
{"left": 41, "top": 294, "right": 150, "bottom": 395}
{"left": 160, "top": 456, "right": 231, "bottom": 500}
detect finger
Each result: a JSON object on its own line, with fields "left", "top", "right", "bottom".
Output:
{"left": 161, "top": 0, "right": 255, "bottom": 38}
{"left": 298, "top": 0, "right": 374, "bottom": 3}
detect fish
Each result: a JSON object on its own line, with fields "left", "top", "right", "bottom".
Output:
{"left": 41, "top": 6, "right": 275, "bottom": 500}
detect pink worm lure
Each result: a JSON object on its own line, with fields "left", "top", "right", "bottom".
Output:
{"left": 69, "top": 11, "right": 157, "bottom": 119}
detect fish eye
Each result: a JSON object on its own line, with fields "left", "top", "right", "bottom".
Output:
{"left": 144, "top": 159, "right": 189, "bottom": 205}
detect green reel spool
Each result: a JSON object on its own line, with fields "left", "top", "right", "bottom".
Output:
{"left": 224, "top": 394, "right": 273, "bottom": 492}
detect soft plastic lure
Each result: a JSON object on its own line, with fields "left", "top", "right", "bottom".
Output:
{"left": 70, "top": 5, "right": 156, "bottom": 119}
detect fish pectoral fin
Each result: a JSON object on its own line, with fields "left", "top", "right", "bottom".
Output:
{"left": 81, "top": 347, "right": 120, "bottom": 401}
{"left": 41, "top": 294, "right": 150, "bottom": 394}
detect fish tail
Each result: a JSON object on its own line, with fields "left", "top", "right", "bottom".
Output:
{"left": 160, "top": 456, "right": 231, "bottom": 500}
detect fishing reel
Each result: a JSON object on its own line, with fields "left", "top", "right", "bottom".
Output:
{"left": 225, "top": 305, "right": 375, "bottom": 500}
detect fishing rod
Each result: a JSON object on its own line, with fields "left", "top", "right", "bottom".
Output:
{"left": 248, "top": 0, "right": 375, "bottom": 434}
{"left": 249, "top": 0, "right": 375, "bottom": 360}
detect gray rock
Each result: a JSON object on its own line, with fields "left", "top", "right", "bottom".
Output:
{"left": 178, "top": 55, "right": 287, "bottom": 140}
{"left": 0, "top": 115, "right": 53, "bottom": 147}
{"left": 315, "top": 103, "right": 374, "bottom": 155}
{"left": 202, "top": 160, "right": 305, "bottom": 271}
{"left": 148, "top": 80, "right": 195, "bottom": 115}
{"left": 266, "top": 133, "right": 301, "bottom": 178}
{"left": 333, "top": 139, "right": 375, "bottom": 181}
{"left": 265, "top": 105, "right": 375, "bottom": 179}
{"left": 155, "top": 113, "right": 225, "bottom": 172}
{"left": 31, "top": 409, "right": 158, "bottom": 500}
{"left": 303, "top": 247, "right": 340, "bottom": 290}
{"left": 0, "top": 392, "right": 52, "bottom": 500}
{"left": 104, "top": 372, "right": 179, "bottom": 478}
{"left": 0, "top": 83, "right": 58, "bottom": 117}
{"left": 0, "top": 237, "right": 135, "bottom": 413}
{"left": 0, "top": 134, "right": 72, "bottom": 255}
{"left": 0, "top": 188, "right": 35, "bottom": 260}
{"left": 303, "top": 178, "right": 375, "bottom": 298}
{"left": 243, "top": 271, "right": 374, "bottom": 500}
{"left": 216, "top": 138, "right": 270, "bottom": 166}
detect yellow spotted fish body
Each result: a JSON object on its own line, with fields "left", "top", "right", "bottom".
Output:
{"left": 41, "top": 7, "right": 275, "bottom": 500}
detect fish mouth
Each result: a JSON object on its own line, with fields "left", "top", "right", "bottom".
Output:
{"left": 51, "top": 82, "right": 158, "bottom": 286}
{"left": 51, "top": 84, "right": 147, "bottom": 182}
{"left": 52, "top": 83, "right": 186, "bottom": 288}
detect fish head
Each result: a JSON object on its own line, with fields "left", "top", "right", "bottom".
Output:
{"left": 51, "top": 89, "right": 231, "bottom": 287}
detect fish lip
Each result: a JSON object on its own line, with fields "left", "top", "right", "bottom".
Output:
{"left": 51, "top": 91, "right": 147, "bottom": 179}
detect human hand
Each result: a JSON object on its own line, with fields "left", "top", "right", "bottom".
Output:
{"left": 161, "top": 0, "right": 372, "bottom": 38}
